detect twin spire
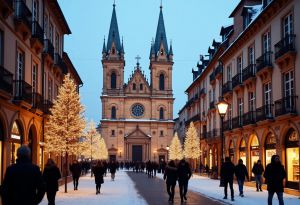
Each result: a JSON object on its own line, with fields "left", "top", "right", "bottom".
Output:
{"left": 103, "top": 2, "right": 173, "bottom": 60}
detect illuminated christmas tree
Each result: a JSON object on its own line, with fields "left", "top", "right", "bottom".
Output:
{"left": 44, "top": 74, "right": 85, "bottom": 192}
{"left": 99, "top": 136, "right": 108, "bottom": 160}
{"left": 184, "top": 122, "right": 200, "bottom": 161}
{"left": 82, "top": 121, "right": 102, "bottom": 160}
{"left": 169, "top": 132, "right": 183, "bottom": 160}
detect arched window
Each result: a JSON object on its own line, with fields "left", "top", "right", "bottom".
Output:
{"left": 133, "top": 83, "right": 136, "bottom": 90}
{"left": 111, "top": 106, "right": 116, "bottom": 119}
{"left": 140, "top": 84, "right": 143, "bottom": 90}
{"left": 160, "top": 49, "right": 164, "bottom": 56}
{"left": 159, "top": 107, "right": 164, "bottom": 120}
{"left": 111, "top": 72, "right": 116, "bottom": 89}
{"left": 159, "top": 74, "right": 165, "bottom": 90}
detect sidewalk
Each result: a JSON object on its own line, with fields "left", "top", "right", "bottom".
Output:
{"left": 156, "top": 173, "right": 299, "bottom": 205}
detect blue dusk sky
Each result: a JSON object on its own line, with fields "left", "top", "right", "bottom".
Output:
{"left": 58, "top": 0, "right": 239, "bottom": 123}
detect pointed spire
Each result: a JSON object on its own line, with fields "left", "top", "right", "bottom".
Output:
{"left": 121, "top": 36, "right": 124, "bottom": 53}
{"left": 154, "top": 4, "right": 168, "bottom": 55}
{"left": 107, "top": 3, "right": 122, "bottom": 54}
{"left": 169, "top": 40, "right": 173, "bottom": 55}
{"left": 102, "top": 36, "right": 106, "bottom": 53}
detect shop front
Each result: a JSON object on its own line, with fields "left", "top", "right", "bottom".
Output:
{"left": 265, "top": 133, "right": 276, "bottom": 166}
{"left": 209, "top": 148, "right": 212, "bottom": 169}
{"left": 10, "top": 121, "right": 23, "bottom": 164}
{"left": 229, "top": 140, "right": 234, "bottom": 162}
{"left": 285, "top": 128, "right": 299, "bottom": 189}
{"left": 239, "top": 138, "right": 246, "bottom": 164}
{"left": 0, "top": 119, "right": 4, "bottom": 183}
{"left": 250, "top": 135, "right": 260, "bottom": 177}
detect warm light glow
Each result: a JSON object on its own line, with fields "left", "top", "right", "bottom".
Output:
{"left": 166, "top": 145, "right": 170, "bottom": 151}
{"left": 217, "top": 99, "right": 229, "bottom": 117}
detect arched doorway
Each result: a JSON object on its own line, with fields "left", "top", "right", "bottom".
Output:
{"left": 264, "top": 133, "right": 276, "bottom": 166}
{"left": 285, "top": 128, "right": 299, "bottom": 189}
{"left": 229, "top": 140, "right": 235, "bottom": 162}
{"left": 10, "top": 121, "right": 23, "bottom": 164}
{"left": 28, "top": 125, "right": 38, "bottom": 164}
{"left": 239, "top": 138, "right": 246, "bottom": 163}
{"left": 250, "top": 135, "right": 260, "bottom": 178}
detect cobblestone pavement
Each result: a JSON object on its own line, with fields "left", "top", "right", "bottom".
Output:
{"left": 127, "top": 172, "right": 227, "bottom": 205}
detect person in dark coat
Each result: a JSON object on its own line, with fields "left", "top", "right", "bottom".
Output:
{"left": 92, "top": 161, "right": 105, "bottom": 194}
{"left": 109, "top": 161, "right": 117, "bottom": 181}
{"left": 163, "top": 160, "right": 177, "bottom": 202}
{"left": 235, "top": 159, "right": 249, "bottom": 197}
{"left": 69, "top": 160, "right": 81, "bottom": 190}
{"left": 43, "top": 158, "right": 61, "bottom": 205}
{"left": 264, "top": 155, "right": 286, "bottom": 205}
{"left": 252, "top": 159, "right": 264, "bottom": 191}
{"left": 221, "top": 156, "right": 235, "bottom": 201}
{"left": 1, "top": 145, "right": 45, "bottom": 205}
{"left": 177, "top": 159, "right": 192, "bottom": 203}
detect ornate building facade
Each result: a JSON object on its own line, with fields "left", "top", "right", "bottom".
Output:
{"left": 100, "top": 4, "right": 174, "bottom": 162}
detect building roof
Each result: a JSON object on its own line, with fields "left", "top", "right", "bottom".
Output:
{"left": 153, "top": 6, "right": 169, "bottom": 55}
{"left": 63, "top": 52, "right": 83, "bottom": 86}
{"left": 47, "top": 0, "right": 71, "bottom": 34}
{"left": 106, "top": 4, "right": 122, "bottom": 54}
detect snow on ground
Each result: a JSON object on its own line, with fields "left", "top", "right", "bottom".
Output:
{"left": 157, "top": 173, "right": 299, "bottom": 205}
{"left": 40, "top": 171, "right": 147, "bottom": 205}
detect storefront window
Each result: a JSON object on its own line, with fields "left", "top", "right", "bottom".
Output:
{"left": 209, "top": 149, "right": 212, "bottom": 169}
{"left": 265, "top": 133, "right": 276, "bottom": 166}
{"left": 285, "top": 129, "right": 299, "bottom": 184}
{"left": 214, "top": 148, "right": 218, "bottom": 166}
{"left": 239, "top": 139, "right": 246, "bottom": 164}
{"left": 250, "top": 135, "right": 260, "bottom": 176}
{"left": 229, "top": 140, "right": 234, "bottom": 162}
{"left": 11, "top": 121, "right": 22, "bottom": 164}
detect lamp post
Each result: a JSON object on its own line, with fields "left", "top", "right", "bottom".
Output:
{"left": 217, "top": 98, "right": 229, "bottom": 162}
{"left": 166, "top": 145, "right": 170, "bottom": 162}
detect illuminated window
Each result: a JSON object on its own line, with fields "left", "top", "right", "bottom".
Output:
{"left": 285, "top": 129, "right": 299, "bottom": 183}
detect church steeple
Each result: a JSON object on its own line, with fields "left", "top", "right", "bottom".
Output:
{"left": 106, "top": 3, "right": 123, "bottom": 55}
{"left": 152, "top": 4, "right": 171, "bottom": 60}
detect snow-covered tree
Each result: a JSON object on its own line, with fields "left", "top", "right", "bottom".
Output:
{"left": 184, "top": 122, "right": 200, "bottom": 160}
{"left": 169, "top": 132, "right": 183, "bottom": 160}
{"left": 44, "top": 74, "right": 85, "bottom": 192}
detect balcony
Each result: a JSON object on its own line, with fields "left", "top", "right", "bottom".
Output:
{"left": 242, "top": 64, "right": 256, "bottom": 83}
{"left": 14, "top": 0, "right": 32, "bottom": 40}
{"left": 185, "top": 114, "right": 200, "bottom": 126}
{"left": 232, "top": 73, "right": 243, "bottom": 90}
{"left": 256, "top": 51, "right": 272, "bottom": 75}
{"left": 199, "top": 88, "right": 206, "bottom": 97}
{"left": 243, "top": 111, "right": 256, "bottom": 126}
{"left": 0, "top": 0, "right": 14, "bottom": 19}
{"left": 256, "top": 104, "right": 274, "bottom": 122}
{"left": 13, "top": 80, "right": 32, "bottom": 106}
{"left": 0, "top": 65, "right": 13, "bottom": 98}
{"left": 275, "top": 34, "right": 296, "bottom": 66}
{"left": 30, "top": 21, "right": 44, "bottom": 53}
{"left": 54, "top": 53, "right": 68, "bottom": 74}
{"left": 232, "top": 116, "right": 242, "bottom": 129}
{"left": 43, "top": 100, "right": 53, "bottom": 115}
{"left": 32, "top": 92, "right": 44, "bottom": 111}
{"left": 223, "top": 120, "right": 232, "bottom": 131}
{"left": 209, "top": 72, "right": 216, "bottom": 84}
{"left": 206, "top": 129, "right": 220, "bottom": 143}
{"left": 43, "top": 39, "right": 54, "bottom": 62}
{"left": 214, "top": 65, "right": 223, "bottom": 79}
{"left": 209, "top": 101, "right": 215, "bottom": 110}
{"left": 222, "top": 81, "right": 232, "bottom": 96}
{"left": 275, "top": 96, "right": 297, "bottom": 117}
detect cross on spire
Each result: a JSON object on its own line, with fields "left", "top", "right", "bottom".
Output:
{"left": 113, "top": 0, "right": 116, "bottom": 7}
{"left": 135, "top": 55, "right": 141, "bottom": 66}
{"left": 160, "top": 0, "right": 163, "bottom": 9}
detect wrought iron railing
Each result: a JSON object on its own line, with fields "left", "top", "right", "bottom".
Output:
{"left": 13, "top": 80, "right": 32, "bottom": 104}
{"left": 242, "top": 64, "right": 256, "bottom": 82}
{"left": 14, "top": 0, "right": 32, "bottom": 30}
{"left": 222, "top": 81, "right": 232, "bottom": 95}
{"left": 243, "top": 111, "right": 256, "bottom": 125}
{"left": 275, "top": 96, "right": 297, "bottom": 116}
{"left": 31, "top": 21, "right": 44, "bottom": 45}
{"left": 256, "top": 51, "right": 272, "bottom": 73}
{"left": 32, "top": 92, "right": 44, "bottom": 110}
{"left": 232, "top": 73, "right": 242, "bottom": 89}
{"left": 275, "top": 34, "right": 296, "bottom": 59}
{"left": 44, "top": 39, "right": 54, "bottom": 59}
{"left": 0, "top": 65, "right": 13, "bottom": 94}
{"left": 256, "top": 104, "right": 274, "bottom": 121}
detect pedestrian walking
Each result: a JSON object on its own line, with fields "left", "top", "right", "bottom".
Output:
{"left": 235, "top": 159, "right": 249, "bottom": 197}
{"left": 43, "top": 158, "right": 61, "bottom": 205}
{"left": 220, "top": 157, "right": 235, "bottom": 201}
{"left": 70, "top": 159, "right": 81, "bottom": 190}
{"left": 252, "top": 159, "right": 264, "bottom": 191}
{"left": 177, "top": 159, "right": 192, "bottom": 203}
{"left": 110, "top": 161, "right": 117, "bottom": 181}
{"left": 163, "top": 160, "right": 177, "bottom": 203}
{"left": 264, "top": 155, "right": 286, "bottom": 205}
{"left": 92, "top": 161, "right": 105, "bottom": 194}
{"left": 1, "top": 145, "right": 45, "bottom": 205}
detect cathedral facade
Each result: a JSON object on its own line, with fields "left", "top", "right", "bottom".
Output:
{"left": 100, "top": 4, "right": 174, "bottom": 162}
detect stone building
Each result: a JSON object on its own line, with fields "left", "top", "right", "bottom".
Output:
{"left": 100, "top": 4, "right": 174, "bottom": 162}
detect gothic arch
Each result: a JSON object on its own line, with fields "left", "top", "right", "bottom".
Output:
{"left": 261, "top": 127, "right": 278, "bottom": 146}
{"left": 9, "top": 112, "right": 26, "bottom": 141}
{"left": 279, "top": 122, "right": 300, "bottom": 146}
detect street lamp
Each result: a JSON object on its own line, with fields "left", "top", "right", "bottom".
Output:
{"left": 166, "top": 145, "right": 170, "bottom": 162}
{"left": 217, "top": 98, "right": 229, "bottom": 162}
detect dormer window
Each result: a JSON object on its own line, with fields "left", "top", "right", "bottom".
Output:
{"left": 243, "top": 11, "right": 252, "bottom": 29}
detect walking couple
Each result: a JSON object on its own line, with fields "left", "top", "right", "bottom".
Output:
{"left": 163, "top": 159, "right": 192, "bottom": 203}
